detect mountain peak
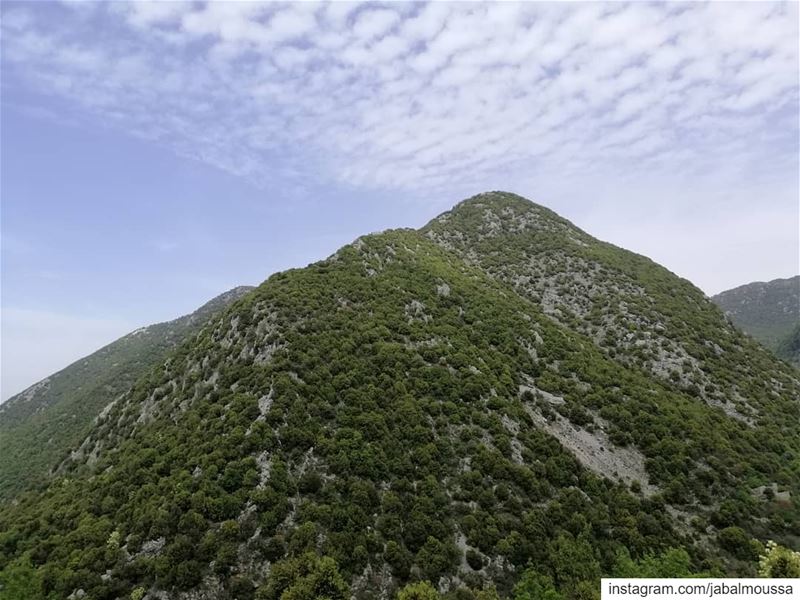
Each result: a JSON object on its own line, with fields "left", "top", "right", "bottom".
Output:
{"left": 423, "top": 191, "right": 593, "bottom": 256}
{"left": 423, "top": 192, "right": 796, "bottom": 424}
{"left": 431, "top": 191, "right": 555, "bottom": 224}
{"left": 2, "top": 193, "right": 798, "bottom": 600}
{"left": 453, "top": 190, "right": 540, "bottom": 206}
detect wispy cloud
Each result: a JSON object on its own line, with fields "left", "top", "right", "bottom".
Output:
{"left": 0, "top": 1, "right": 797, "bottom": 198}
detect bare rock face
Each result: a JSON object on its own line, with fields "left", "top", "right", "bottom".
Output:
{"left": 524, "top": 402, "right": 655, "bottom": 495}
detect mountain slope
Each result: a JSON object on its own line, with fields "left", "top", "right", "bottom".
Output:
{"left": 0, "top": 194, "right": 797, "bottom": 600}
{"left": 712, "top": 276, "right": 800, "bottom": 365}
{"left": 0, "top": 286, "right": 254, "bottom": 500}
{"left": 776, "top": 324, "right": 800, "bottom": 366}
{"left": 423, "top": 193, "right": 799, "bottom": 422}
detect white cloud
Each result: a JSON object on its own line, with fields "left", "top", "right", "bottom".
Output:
{"left": 324, "top": 1, "right": 361, "bottom": 28}
{"left": 352, "top": 8, "right": 399, "bottom": 41}
{"left": 0, "top": 1, "right": 796, "bottom": 201}
{"left": 117, "top": 1, "right": 189, "bottom": 28}
{"left": 5, "top": 2, "right": 790, "bottom": 406}
{"left": 264, "top": 6, "right": 319, "bottom": 45}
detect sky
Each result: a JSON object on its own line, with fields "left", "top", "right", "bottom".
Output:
{"left": 1, "top": 1, "right": 798, "bottom": 401}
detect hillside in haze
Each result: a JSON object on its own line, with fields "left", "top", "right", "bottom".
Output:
{"left": 1, "top": 193, "right": 798, "bottom": 600}
{"left": 0, "top": 286, "right": 254, "bottom": 500}
{"left": 712, "top": 276, "right": 800, "bottom": 366}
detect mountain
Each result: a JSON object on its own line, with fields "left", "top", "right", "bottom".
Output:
{"left": 1, "top": 193, "right": 798, "bottom": 600}
{"left": 0, "top": 286, "right": 254, "bottom": 500}
{"left": 712, "top": 276, "right": 800, "bottom": 366}
{"left": 423, "top": 194, "right": 797, "bottom": 420}
{"left": 776, "top": 324, "right": 800, "bottom": 366}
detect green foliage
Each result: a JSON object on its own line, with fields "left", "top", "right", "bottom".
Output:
{"left": 256, "top": 553, "right": 348, "bottom": 600}
{"left": 396, "top": 581, "right": 440, "bottom": 600}
{"left": 712, "top": 276, "right": 799, "bottom": 355}
{"left": 758, "top": 541, "right": 800, "bottom": 578}
{"left": 513, "top": 570, "right": 563, "bottom": 600}
{"left": 131, "top": 588, "right": 146, "bottom": 600}
{"left": 0, "top": 554, "right": 44, "bottom": 600}
{"left": 612, "top": 548, "right": 710, "bottom": 578}
{"left": 473, "top": 585, "right": 501, "bottom": 600}
{"left": 775, "top": 323, "right": 800, "bottom": 366}
{"left": 416, "top": 536, "right": 459, "bottom": 581}
{"left": 0, "top": 193, "right": 797, "bottom": 599}
{"left": 0, "top": 286, "right": 254, "bottom": 500}
{"left": 554, "top": 533, "right": 601, "bottom": 584}
{"left": 424, "top": 192, "right": 800, "bottom": 540}
{"left": 466, "top": 549, "right": 483, "bottom": 571}
{"left": 717, "top": 527, "right": 759, "bottom": 561}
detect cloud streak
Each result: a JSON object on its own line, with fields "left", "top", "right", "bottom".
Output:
{"left": 1, "top": 1, "right": 797, "bottom": 198}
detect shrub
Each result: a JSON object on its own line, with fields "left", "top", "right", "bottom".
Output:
{"left": 758, "top": 541, "right": 800, "bottom": 578}
{"left": 397, "top": 581, "right": 441, "bottom": 600}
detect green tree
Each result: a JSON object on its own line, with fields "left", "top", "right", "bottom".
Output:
{"left": 474, "top": 586, "right": 501, "bottom": 600}
{"left": 758, "top": 541, "right": 800, "bottom": 578}
{"left": 513, "top": 569, "right": 563, "bottom": 600}
{"left": 549, "top": 533, "right": 600, "bottom": 588}
{"left": 0, "top": 555, "right": 44, "bottom": 600}
{"left": 396, "top": 581, "right": 440, "bottom": 600}
{"left": 612, "top": 548, "right": 699, "bottom": 578}
{"left": 416, "top": 536, "right": 459, "bottom": 581}
{"left": 256, "top": 554, "right": 348, "bottom": 600}
{"left": 718, "top": 527, "right": 759, "bottom": 561}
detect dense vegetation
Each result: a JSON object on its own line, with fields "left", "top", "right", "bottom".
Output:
{"left": 0, "top": 286, "right": 253, "bottom": 500}
{"left": 712, "top": 276, "right": 800, "bottom": 366}
{"left": 424, "top": 194, "right": 799, "bottom": 416}
{"left": 776, "top": 324, "right": 800, "bottom": 367}
{"left": 0, "top": 194, "right": 797, "bottom": 600}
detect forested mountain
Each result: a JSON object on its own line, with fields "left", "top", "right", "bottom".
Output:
{"left": 776, "top": 324, "right": 800, "bottom": 367}
{"left": 711, "top": 276, "right": 800, "bottom": 367}
{"left": 1, "top": 193, "right": 798, "bottom": 600}
{"left": 0, "top": 286, "right": 254, "bottom": 500}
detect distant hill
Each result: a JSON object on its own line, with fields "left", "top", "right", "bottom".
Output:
{"left": 712, "top": 276, "right": 800, "bottom": 365}
{"left": 1, "top": 193, "right": 798, "bottom": 600}
{"left": 0, "top": 286, "right": 254, "bottom": 500}
{"left": 776, "top": 323, "right": 800, "bottom": 366}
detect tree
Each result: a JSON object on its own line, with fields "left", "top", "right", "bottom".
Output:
{"left": 385, "top": 540, "right": 412, "bottom": 578}
{"left": 513, "top": 568, "right": 563, "bottom": 600}
{"left": 758, "top": 541, "right": 800, "bottom": 578}
{"left": 415, "top": 536, "right": 459, "bottom": 581}
{"left": 0, "top": 555, "right": 44, "bottom": 600}
{"left": 612, "top": 548, "right": 698, "bottom": 578}
{"left": 256, "top": 553, "right": 348, "bottom": 600}
{"left": 718, "top": 527, "right": 759, "bottom": 561}
{"left": 397, "top": 581, "right": 440, "bottom": 600}
{"left": 473, "top": 585, "right": 501, "bottom": 600}
{"left": 549, "top": 533, "right": 600, "bottom": 588}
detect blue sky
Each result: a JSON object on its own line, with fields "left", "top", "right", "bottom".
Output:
{"left": 1, "top": 1, "right": 798, "bottom": 400}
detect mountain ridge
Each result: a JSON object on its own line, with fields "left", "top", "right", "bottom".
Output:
{"left": 1, "top": 192, "right": 797, "bottom": 600}
{"left": 0, "top": 285, "right": 255, "bottom": 500}
{"left": 711, "top": 276, "right": 800, "bottom": 366}
{"left": 424, "top": 193, "right": 796, "bottom": 419}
